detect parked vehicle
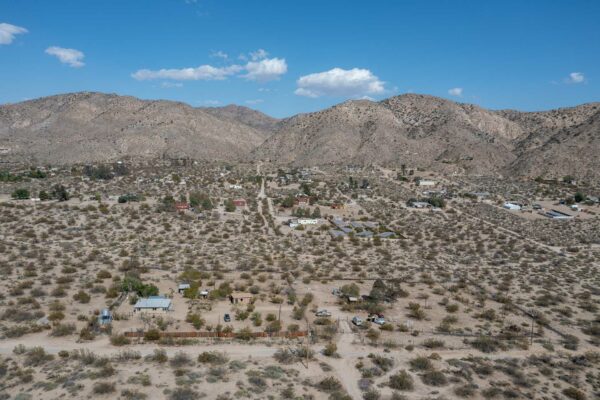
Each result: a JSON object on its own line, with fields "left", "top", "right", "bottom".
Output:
{"left": 224, "top": 314, "right": 231, "bottom": 322}
{"left": 315, "top": 310, "right": 332, "bottom": 317}
{"left": 352, "top": 316, "right": 363, "bottom": 326}
{"left": 332, "top": 288, "right": 342, "bottom": 296}
{"left": 372, "top": 317, "right": 386, "bottom": 325}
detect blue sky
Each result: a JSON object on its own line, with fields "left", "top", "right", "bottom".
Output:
{"left": 1, "top": 0, "right": 599, "bottom": 117}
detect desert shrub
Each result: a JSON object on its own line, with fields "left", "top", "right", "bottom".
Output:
{"left": 273, "top": 349, "right": 295, "bottom": 364}
{"left": 470, "top": 336, "right": 502, "bottom": 353}
{"left": 369, "top": 354, "right": 394, "bottom": 372}
{"left": 363, "top": 389, "right": 381, "bottom": 400}
{"left": 93, "top": 381, "right": 116, "bottom": 394}
{"left": 319, "top": 376, "right": 343, "bottom": 392}
{"left": 170, "top": 352, "right": 192, "bottom": 368}
{"left": 23, "top": 346, "right": 54, "bottom": 366}
{"left": 198, "top": 351, "right": 228, "bottom": 365}
{"left": 51, "top": 323, "right": 76, "bottom": 336}
{"left": 144, "top": 329, "right": 160, "bottom": 341}
{"left": 146, "top": 349, "right": 168, "bottom": 363}
{"left": 110, "top": 334, "right": 131, "bottom": 346}
{"left": 409, "top": 356, "right": 432, "bottom": 371}
{"left": 454, "top": 384, "right": 477, "bottom": 397}
{"left": 563, "top": 387, "right": 586, "bottom": 400}
{"left": 323, "top": 342, "right": 337, "bottom": 357}
{"left": 73, "top": 290, "right": 91, "bottom": 303}
{"left": 422, "top": 339, "right": 445, "bottom": 349}
{"left": 421, "top": 370, "right": 447, "bottom": 386}
{"left": 121, "top": 389, "right": 148, "bottom": 400}
{"left": 388, "top": 370, "right": 414, "bottom": 391}
{"left": 169, "top": 388, "right": 198, "bottom": 400}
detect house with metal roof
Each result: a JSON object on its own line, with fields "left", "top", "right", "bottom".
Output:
{"left": 133, "top": 296, "right": 172, "bottom": 312}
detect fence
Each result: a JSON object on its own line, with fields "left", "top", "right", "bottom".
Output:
{"left": 123, "top": 330, "right": 308, "bottom": 339}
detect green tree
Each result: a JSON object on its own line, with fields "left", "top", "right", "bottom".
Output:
{"left": 52, "top": 185, "right": 69, "bottom": 201}
{"left": 39, "top": 190, "right": 50, "bottom": 201}
{"left": 224, "top": 199, "right": 236, "bottom": 212}
{"left": 574, "top": 192, "right": 586, "bottom": 203}
{"left": 11, "top": 188, "right": 30, "bottom": 200}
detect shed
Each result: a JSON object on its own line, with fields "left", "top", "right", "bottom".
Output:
{"left": 99, "top": 308, "right": 112, "bottom": 325}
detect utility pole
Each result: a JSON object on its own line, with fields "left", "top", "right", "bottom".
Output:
{"left": 530, "top": 311, "right": 535, "bottom": 346}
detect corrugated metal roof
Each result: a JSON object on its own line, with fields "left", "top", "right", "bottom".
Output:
{"left": 134, "top": 296, "right": 172, "bottom": 309}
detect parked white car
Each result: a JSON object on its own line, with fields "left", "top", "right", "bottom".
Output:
{"left": 352, "top": 316, "right": 363, "bottom": 326}
{"left": 315, "top": 310, "right": 332, "bottom": 317}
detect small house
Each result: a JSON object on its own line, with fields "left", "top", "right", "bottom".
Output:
{"left": 178, "top": 283, "right": 191, "bottom": 294}
{"left": 417, "top": 180, "right": 436, "bottom": 187}
{"left": 233, "top": 198, "right": 246, "bottom": 207}
{"left": 199, "top": 290, "right": 210, "bottom": 299}
{"left": 298, "top": 218, "right": 318, "bottom": 225}
{"left": 175, "top": 202, "right": 190, "bottom": 211}
{"left": 229, "top": 292, "right": 254, "bottom": 304}
{"left": 133, "top": 296, "right": 172, "bottom": 312}
{"left": 295, "top": 196, "right": 310, "bottom": 206}
{"left": 503, "top": 202, "right": 521, "bottom": 211}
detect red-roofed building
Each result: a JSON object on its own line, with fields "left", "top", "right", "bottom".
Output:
{"left": 175, "top": 202, "right": 190, "bottom": 211}
{"left": 233, "top": 199, "right": 246, "bottom": 207}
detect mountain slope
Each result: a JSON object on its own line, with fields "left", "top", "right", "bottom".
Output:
{"left": 203, "top": 104, "right": 278, "bottom": 137}
{"left": 1, "top": 91, "right": 598, "bottom": 180}
{"left": 0, "top": 92, "right": 266, "bottom": 164}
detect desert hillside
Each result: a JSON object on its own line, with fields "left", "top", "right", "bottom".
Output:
{"left": 0, "top": 92, "right": 267, "bottom": 164}
{"left": 1, "top": 92, "right": 599, "bottom": 179}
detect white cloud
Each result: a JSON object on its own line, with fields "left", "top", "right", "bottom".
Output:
{"left": 210, "top": 50, "right": 228, "bottom": 60}
{"left": 294, "top": 67, "right": 385, "bottom": 98}
{"left": 0, "top": 23, "right": 28, "bottom": 45}
{"left": 250, "top": 48, "right": 268, "bottom": 61}
{"left": 45, "top": 46, "right": 85, "bottom": 67}
{"left": 448, "top": 87, "right": 463, "bottom": 97}
{"left": 132, "top": 64, "right": 242, "bottom": 81}
{"left": 203, "top": 100, "right": 221, "bottom": 105}
{"left": 160, "top": 82, "right": 183, "bottom": 88}
{"left": 243, "top": 57, "right": 287, "bottom": 82}
{"left": 245, "top": 99, "right": 264, "bottom": 105}
{"left": 133, "top": 50, "right": 287, "bottom": 83}
{"left": 566, "top": 72, "right": 585, "bottom": 84}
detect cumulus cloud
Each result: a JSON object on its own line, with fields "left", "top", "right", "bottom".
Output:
{"left": 448, "top": 87, "right": 463, "bottom": 97}
{"left": 250, "top": 48, "right": 268, "bottom": 61}
{"left": 45, "top": 46, "right": 85, "bottom": 67}
{"left": 132, "top": 49, "right": 287, "bottom": 83}
{"left": 0, "top": 23, "right": 28, "bottom": 45}
{"left": 294, "top": 68, "right": 385, "bottom": 98}
{"left": 566, "top": 72, "right": 585, "bottom": 84}
{"left": 243, "top": 57, "right": 287, "bottom": 82}
{"left": 132, "top": 64, "right": 242, "bottom": 81}
{"left": 210, "top": 50, "right": 228, "bottom": 59}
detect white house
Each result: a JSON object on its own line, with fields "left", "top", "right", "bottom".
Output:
{"left": 503, "top": 202, "right": 522, "bottom": 211}
{"left": 133, "top": 296, "right": 172, "bottom": 312}
{"left": 418, "top": 180, "right": 436, "bottom": 187}
{"left": 298, "top": 218, "right": 319, "bottom": 225}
